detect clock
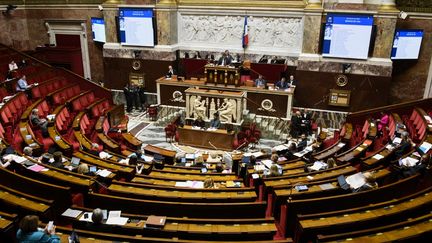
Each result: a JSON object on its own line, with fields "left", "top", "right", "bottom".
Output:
{"left": 336, "top": 74, "right": 348, "bottom": 87}
{"left": 132, "top": 60, "right": 141, "bottom": 71}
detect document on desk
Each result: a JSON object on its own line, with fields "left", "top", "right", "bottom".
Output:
{"left": 3, "top": 154, "right": 27, "bottom": 164}
{"left": 319, "top": 183, "right": 335, "bottom": 190}
{"left": 393, "top": 137, "right": 402, "bottom": 144}
{"left": 337, "top": 143, "right": 346, "bottom": 148}
{"left": 143, "top": 155, "right": 154, "bottom": 162}
{"left": 309, "top": 161, "right": 327, "bottom": 171}
{"left": 62, "top": 208, "right": 83, "bottom": 218}
{"left": 106, "top": 216, "right": 129, "bottom": 225}
{"left": 399, "top": 157, "right": 419, "bottom": 167}
{"left": 261, "top": 160, "right": 273, "bottom": 169}
{"left": 273, "top": 144, "right": 289, "bottom": 151}
{"left": 372, "top": 154, "right": 385, "bottom": 160}
{"left": 79, "top": 212, "right": 93, "bottom": 222}
{"left": 346, "top": 172, "right": 366, "bottom": 190}
{"left": 419, "top": 141, "right": 432, "bottom": 154}
{"left": 28, "top": 164, "right": 46, "bottom": 172}
{"left": 96, "top": 169, "right": 112, "bottom": 177}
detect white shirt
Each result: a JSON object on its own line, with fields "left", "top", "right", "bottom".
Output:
{"left": 9, "top": 63, "right": 18, "bottom": 71}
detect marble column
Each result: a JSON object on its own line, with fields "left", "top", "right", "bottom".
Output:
{"left": 102, "top": 1, "right": 123, "bottom": 44}
{"left": 372, "top": 16, "right": 397, "bottom": 58}
{"left": 302, "top": 8, "right": 323, "bottom": 54}
{"left": 155, "top": 0, "right": 178, "bottom": 46}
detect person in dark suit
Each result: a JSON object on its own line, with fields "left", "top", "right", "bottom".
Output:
{"left": 297, "top": 134, "right": 307, "bottom": 151}
{"left": 30, "top": 108, "right": 48, "bottom": 137}
{"left": 217, "top": 50, "right": 233, "bottom": 66}
{"left": 51, "top": 151, "right": 64, "bottom": 169}
{"left": 165, "top": 65, "right": 176, "bottom": 78}
{"left": 123, "top": 83, "right": 133, "bottom": 112}
{"left": 83, "top": 208, "right": 113, "bottom": 232}
{"left": 290, "top": 111, "right": 302, "bottom": 138}
{"left": 275, "top": 77, "right": 289, "bottom": 90}
{"left": 210, "top": 113, "right": 221, "bottom": 129}
{"left": 193, "top": 116, "right": 205, "bottom": 129}
{"left": 288, "top": 75, "right": 297, "bottom": 87}
{"left": 300, "top": 109, "right": 312, "bottom": 135}
{"left": 394, "top": 132, "right": 413, "bottom": 158}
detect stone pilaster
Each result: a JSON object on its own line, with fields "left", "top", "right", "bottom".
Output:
{"left": 156, "top": 0, "right": 178, "bottom": 46}
{"left": 302, "top": 7, "right": 323, "bottom": 54}
{"left": 372, "top": 16, "right": 397, "bottom": 58}
{"left": 102, "top": 1, "right": 123, "bottom": 44}
{"left": 379, "top": 0, "right": 398, "bottom": 13}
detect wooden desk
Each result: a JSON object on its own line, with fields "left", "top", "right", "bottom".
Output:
{"left": 205, "top": 64, "right": 239, "bottom": 86}
{"left": 178, "top": 125, "right": 235, "bottom": 151}
{"left": 143, "top": 144, "right": 177, "bottom": 164}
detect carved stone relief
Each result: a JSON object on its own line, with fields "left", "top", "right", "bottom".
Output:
{"left": 179, "top": 14, "right": 303, "bottom": 53}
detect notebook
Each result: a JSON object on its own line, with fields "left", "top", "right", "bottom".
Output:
{"left": 145, "top": 216, "right": 166, "bottom": 228}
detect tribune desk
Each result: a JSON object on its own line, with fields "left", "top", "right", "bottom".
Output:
{"left": 157, "top": 77, "right": 294, "bottom": 119}
{"left": 178, "top": 125, "right": 235, "bottom": 151}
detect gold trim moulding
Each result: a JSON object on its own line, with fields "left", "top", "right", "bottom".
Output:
{"left": 176, "top": 0, "right": 306, "bottom": 8}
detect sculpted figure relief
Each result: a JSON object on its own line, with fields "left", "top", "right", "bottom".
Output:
{"left": 179, "top": 14, "right": 302, "bottom": 51}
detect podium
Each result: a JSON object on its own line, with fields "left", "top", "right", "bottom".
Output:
{"left": 204, "top": 64, "right": 240, "bottom": 86}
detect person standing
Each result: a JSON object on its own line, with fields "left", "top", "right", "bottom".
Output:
{"left": 123, "top": 83, "right": 133, "bottom": 112}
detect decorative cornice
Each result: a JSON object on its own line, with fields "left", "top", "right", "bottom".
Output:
{"left": 177, "top": 0, "right": 305, "bottom": 9}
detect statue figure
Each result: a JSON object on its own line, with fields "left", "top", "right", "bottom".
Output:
{"left": 193, "top": 95, "right": 207, "bottom": 119}
{"left": 218, "top": 98, "right": 235, "bottom": 123}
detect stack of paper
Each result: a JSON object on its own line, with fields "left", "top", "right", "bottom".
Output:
{"left": 99, "top": 152, "right": 112, "bottom": 159}
{"left": 337, "top": 143, "right": 346, "bottom": 148}
{"left": 62, "top": 208, "right": 83, "bottom": 218}
{"left": 399, "top": 157, "right": 419, "bottom": 167}
{"left": 28, "top": 164, "right": 46, "bottom": 172}
{"left": 309, "top": 161, "right": 327, "bottom": 171}
{"left": 96, "top": 169, "right": 112, "bottom": 177}
{"left": 273, "top": 144, "right": 289, "bottom": 151}
{"left": 106, "top": 211, "right": 129, "bottom": 225}
{"left": 319, "top": 183, "right": 335, "bottom": 190}
{"left": 261, "top": 160, "right": 273, "bottom": 169}
{"left": 3, "top": 154, "right": 27, "bottom": 164}
{"left": 393, "top": 137, "right": 402, "bottom": 144}
{"left": 143, "top": 155, "right": 154, "bottom": 162}
{"left": 346, "top": 172, "right": 366, "bottom": 189}
{"left": 254, "top": 165, "right": 266, "bottom": 172}
{"left": 372, "top": 154, "right": 384, "bottom": 160}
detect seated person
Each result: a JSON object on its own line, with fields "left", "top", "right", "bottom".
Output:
{"left": 165, "top": 65, "right": 175, "bottom": 78}
{"left": 9, "top": 60, "right": 18, "bottom": 71}
{"left": 89, "top": 143, "right": 100, "bottom": 157}
{"left": 0, "top": 157, "right": 11, "bottom": 168}
{"left": 192, "top": 155, "right": 205, "bottom": 168}
{"left": 16, "top": 75, "right": 29, "bottom": 91}
{"left": 275, "top": 77, "right": 289, "bottom": 90}
{"left": 30, "top": 108, "right": 48, "bottom": 137}
{"left": 265, "top": 164, "right": 283, "bottom": 178}
{"left": 119, "top": 154, "right": 138, "bottom": 166}
{"left": 193, "top": 116, "right": 205, "bottom": 129}
{"left": 209, "top": 113, "right": 221, "bottom": 129}
{"left": 297, "top": 134, "right": 308, "bottom": 151}
{"left": 306, "top": 157, "right": 336, "bottom": 172}
{"left": 214, "top": 163, "right": 224, "bottom": 173}
{"left": 16, "top": 215, "right": 59, "bottom": 242}
{"left": 399, "top": 153, "right": 431, "bottom": 178}
{"left": 254, "top": 75, "right": 266, "bottom": 88}
{"left": 394, "top": 132, "right": 413, "bottom": 158}
{"left": 288, "top": 75, "right": 297, "bottom": 87}
{"left": 283, "top": 143, "right": 297, "bottom": 160}
{"left": 23, "top": 146, "right": 35, "bottom": 158}
{"left": 76, "top": 163, "right": 95, "bottom": 176}
{"left": 204, "top": 176, "right": 215, "bottom": 188}
{"left": 51, "top": 151, "right": 64, "bottom": 169}
{"left": 377, "top": 112, "right": 389, "bottom": 134}
{"left": 84, "top": 208, "right": 113, "bottom": 232}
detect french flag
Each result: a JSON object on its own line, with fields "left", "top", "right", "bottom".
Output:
{"left": 242, "top": 16, "right": 249, "bottom": 48}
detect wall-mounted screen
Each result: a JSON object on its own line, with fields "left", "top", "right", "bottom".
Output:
{"left": 391, "top": 30, "right": 423, "bottom": 60}
{"left": 322, "top": 14, "right": 374, "bottom": 60}
{"left": 119, "top": 8, "right": 154, "bottom": 47}
{"left": 91, "top": 17, "right": 106, "bottom": 43}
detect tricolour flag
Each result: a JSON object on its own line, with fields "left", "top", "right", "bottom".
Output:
{"left": 242, "top": 16, "right": 249, "bottom": 48}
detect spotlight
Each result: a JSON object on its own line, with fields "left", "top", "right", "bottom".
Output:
{"left": 398, "top": 11, "right": 408, "bottom": 20}
{"left": 133, "top": 50, "right": 141, "bottom": 58}
{"left": 2, "top": 5, "right": 17, "bottom": 15}
{"left": 98, "top": 5, "right": 103, "bottom": 11}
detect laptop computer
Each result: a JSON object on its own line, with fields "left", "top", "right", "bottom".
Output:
{"left": 70, "top": 157, "right": 80, "bottom": 167}
{"left": 89, "top": 166, "right": 97, "bottom": 173}
{"left": 337, "top": 175, "right": 350, "bottom": 190}
{"left": 242, "top": 156, "right": 250, "bottom": 163}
